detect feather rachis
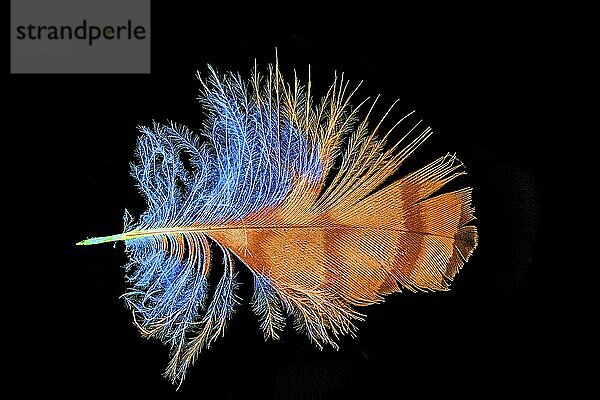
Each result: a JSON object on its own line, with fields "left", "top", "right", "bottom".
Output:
{"left": 79, "top": 60, "right": 478, "bottom": 386}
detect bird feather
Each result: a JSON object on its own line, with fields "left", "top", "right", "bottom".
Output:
{"left": 79, "top": 60, "right": 478, "bottom": 386}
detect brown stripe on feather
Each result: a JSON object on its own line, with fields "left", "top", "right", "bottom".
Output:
{"left": 321, "top": 214, "right": 348, "bottom": 300}
{"left": 390, "top": 179, "right": 426, "bottom": 291}
{"left": 445, "top": 225, "right": 478, "bottom": 279}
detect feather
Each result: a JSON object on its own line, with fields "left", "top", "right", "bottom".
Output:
{"left": 78, "top": 60, "right": 478, "bottom": 386}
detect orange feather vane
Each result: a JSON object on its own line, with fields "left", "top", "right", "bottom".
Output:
{"left": 78, "top": 62, "right": 478, "bottom": 386}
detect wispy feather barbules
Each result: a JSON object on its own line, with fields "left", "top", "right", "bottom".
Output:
{"left": 79, "top": 61, "right": 478, "bottom": 386}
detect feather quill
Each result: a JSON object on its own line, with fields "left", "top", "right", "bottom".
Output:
{"left": 79, "top": 60, "right": 478, "bottom": 386}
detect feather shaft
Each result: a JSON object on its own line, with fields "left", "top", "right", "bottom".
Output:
{"left": 78, "top": 223, "right": 465, "bottom": 247}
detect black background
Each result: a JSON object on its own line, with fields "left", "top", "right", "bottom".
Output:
{"left": 10, "top": 5, "right": 551, "bottom": 398}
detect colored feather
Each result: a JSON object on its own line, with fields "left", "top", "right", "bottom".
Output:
{"left": 79, "top": 61, "right": 478, "bottom": 386}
